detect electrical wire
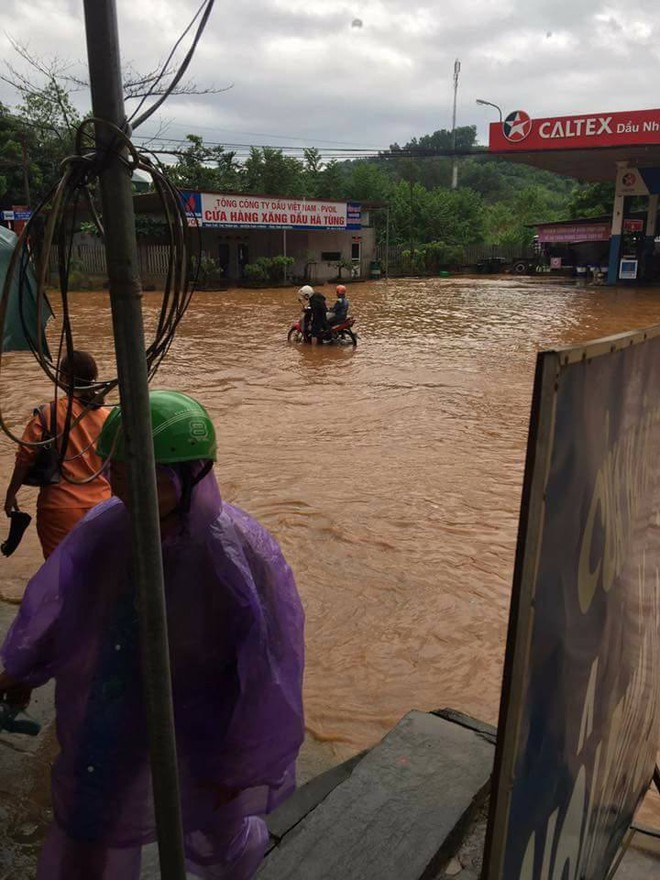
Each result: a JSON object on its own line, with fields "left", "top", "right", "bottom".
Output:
{"left": 130, "top": 0, "right": 216, "bottom": 132}
{"left": 0, "top": 116, "right": 199, "bottom": 484}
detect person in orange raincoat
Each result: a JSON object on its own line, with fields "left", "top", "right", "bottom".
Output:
{"left": 4, "top": 350, "right": 111, "bottom": 558}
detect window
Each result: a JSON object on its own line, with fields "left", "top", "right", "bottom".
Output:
{"left": 321, "top": 251, "right": 341, "bottom": 261}
{"left": 351, "top": 241, "right": 361, "bottom": 261}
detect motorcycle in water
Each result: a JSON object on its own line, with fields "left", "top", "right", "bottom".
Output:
{"left": 287, "top": 307, "right": 358, "bottom": 345}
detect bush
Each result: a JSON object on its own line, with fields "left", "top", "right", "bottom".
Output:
{"left": 243, "top": 255, "right": 295, "bottom": 284}
{"left": 243, "top": 259, "right": 269, "bottom": 282}
{"left": 400, "top": 242, "right": 464, "bottom": 275}
{"left": 268, "top": 255, "right": 295, "bottom": 282}
{"left": 193, "top": 255, "right": 223, "bottom": 287}
{"left": 333, "top": 257, "right": 353, "bottom": 279}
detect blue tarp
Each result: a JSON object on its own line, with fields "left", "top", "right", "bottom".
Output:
{"left": 0, "top": 225, "right": 51, "bottom": 354}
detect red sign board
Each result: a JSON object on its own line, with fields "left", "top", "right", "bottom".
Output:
{"left": 490, "top": 108, "right": 660, "bottom": 152}
{"left": 537, "top": 223, "right": 610, "bottom": 243}
{"left": 623, "top": 218, "right": 644, "bottom": 233}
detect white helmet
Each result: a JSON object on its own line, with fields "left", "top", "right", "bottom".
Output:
{"left": 298, "top": 285, "right": 314, "bottom": 297}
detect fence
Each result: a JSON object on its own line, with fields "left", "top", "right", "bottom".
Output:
{"left": 375, "top": 241, "right": 534, "bottom": 268}
{"left": 49, "top": 244, "right": 171, "bottom": 280}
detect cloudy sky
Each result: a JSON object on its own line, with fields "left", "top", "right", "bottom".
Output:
{"left": 1, "top": 0, "right": 660, "bottom": 155}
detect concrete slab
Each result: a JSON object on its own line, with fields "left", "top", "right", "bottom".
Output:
{"left": 258, "top": 711, "right": 494, "bottom": 880}
{"left": 614, "top": 848, "right": 660, "bottom": 879}
{"left": 267, "top": 750, "right": 366, "bottom": 844}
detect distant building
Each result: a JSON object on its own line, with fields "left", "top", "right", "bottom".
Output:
{"left": 529, "top": 213, "right": 652, "bottom": 277}
{"left": 135, "top": 190, "right": 379, "bottom": 284}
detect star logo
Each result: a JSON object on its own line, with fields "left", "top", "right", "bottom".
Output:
{"left": 503, "top": 110, "right": 532, "bottom": 143}
{"left": 622, "top": 172, "right": 637, "bottom": 188}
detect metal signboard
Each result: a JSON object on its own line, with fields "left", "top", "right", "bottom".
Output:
{"left": 537, "top": 223, "right": 610, "bottom": 244}
{"left": 619, "top": 259, "right": 639, "bottom": 280}
{"left": 489, "top": 108, "right": 660, "bottom": 152}
{"left": 484, "top": 327, "right": 660, "bottom": 880}
{"left": 180, "top": 191, "right": 361, "bottom": 231}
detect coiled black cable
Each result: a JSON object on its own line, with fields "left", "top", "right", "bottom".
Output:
{"left": 0, "top": 117, "right": 200, "bottom": 483}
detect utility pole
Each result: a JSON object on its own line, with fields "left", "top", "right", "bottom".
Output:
{"left": 20, "top": 135, "right": 31, "bottom": 207}
{"left": 451, "top": 58, "right": 461, "bottom": 190}
{"left": 81, "top": 2, "right": 187, "bottom": 878}
{"left": 384, "top": 206, "right": 390, "bottom": 279}
{"left": 409, "top": 177, "right": 414, "bottom": 264}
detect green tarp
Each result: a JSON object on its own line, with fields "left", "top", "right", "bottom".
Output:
{"left": 0, "top": 225, "right": 51, "bottom": 355}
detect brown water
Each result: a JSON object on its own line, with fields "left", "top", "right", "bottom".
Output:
{"left": 3, "top": 277, "right": 660, "bottom": 759}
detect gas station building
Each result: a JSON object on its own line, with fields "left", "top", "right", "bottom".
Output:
{"left": 489, "top": 108, "right": 660, "bottom": 284}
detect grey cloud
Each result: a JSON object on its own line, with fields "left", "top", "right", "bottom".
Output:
{"left": 1, "top": 0, "right": 660, "bottom": 151}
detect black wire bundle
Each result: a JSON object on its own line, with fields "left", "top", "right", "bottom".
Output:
{"left": 0, "top": 0, "right": 216, "bottom": 480}
{"left": 0, "top": 120, "right": 199, "bottom": 482}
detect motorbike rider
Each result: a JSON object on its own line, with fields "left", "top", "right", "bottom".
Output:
{"left": 297, "top": 284, "right": 313, "bottom": 337}
{"left": 298, "top": 285, "right": 328, "bottom": 343}
{"left": 328, "top": 285, "right": 350, "bottom": 327}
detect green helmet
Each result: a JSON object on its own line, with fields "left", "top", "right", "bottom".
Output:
{"left": 97, "top": 390, "right": 217, "bottom": 464}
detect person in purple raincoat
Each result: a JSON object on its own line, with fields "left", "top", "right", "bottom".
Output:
{"left": 0, "top": 391, "right": 305, "bottom": 879}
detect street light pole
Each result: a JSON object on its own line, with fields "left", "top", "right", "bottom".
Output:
{"left": 81, "top": 2, "right": 187, "bottom": 878}
{"left": 476, "top": 98, "right": 503, "bottom": 122}
{"left": 451, "top": 59, "right": 461, "bottom": 190}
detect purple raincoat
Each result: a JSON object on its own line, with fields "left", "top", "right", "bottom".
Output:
{"left": 1, "top": 468, "right": 305, "bottom": 879}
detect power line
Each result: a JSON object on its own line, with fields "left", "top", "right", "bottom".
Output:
{"left": 137, "top": 119, "right": 384, "bottom": 149}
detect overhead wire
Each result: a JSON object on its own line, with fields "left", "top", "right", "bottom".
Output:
{"left": 0, "top": 0, "right": 218, "bottom": 479}
{"left": 0, "top": 117, "right": 200, "bottom": 483}
{"left": 130, "top": 0, "right": 216, "bottom": 131}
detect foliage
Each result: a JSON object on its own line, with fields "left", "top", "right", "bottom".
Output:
{"left": 567, "top": 182, "right": 615, "bottom": 219}
{"left": 0, "top": 45, "right": 618, "bottom": 254}
{"left": 0, "top": 105, "right": 25, "bottom": 202}
{"left": 268, "top": 255, "right": 295, "bottom": 282}
{"left": 243, "top": 255, "right": 294, "bottom": 284}
{"left": 0, "top": 97, "right": 76, "bottom": 206}
{"left": 386, "top": 181, "right": 485, "bottom": 249}
{"left": 0, "top": 40, "right": 223, "bottom": 207}
{"left": 243, "top": 147, "right": 305, "bottom": 197}
{"left": 400, "top": 242, "right": 464, "bottom": 274}
{"left": 168, "top": 134, "right": 240, "bottom": 192}
{"left": 79, "top": 213, "right": 168, "bottom": 240}
{"left": 333, "top": 257, "right": 354, "bottom": 279}
{"left": 193, "top": 255, "right": 224, "bottom": 287}
{"left": 242, "top": 260, "right": 269, "bottom": 282}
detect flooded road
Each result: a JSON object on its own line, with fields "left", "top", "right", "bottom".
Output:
{"left": 3, "top": 277, "right": 660, "bottom": 758}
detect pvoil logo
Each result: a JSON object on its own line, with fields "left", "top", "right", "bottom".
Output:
{"left": 503, "top": 110, "right": 532, "bottom": 143}
{"left": 181, "top": 191, "right": 202, "bottom": 216}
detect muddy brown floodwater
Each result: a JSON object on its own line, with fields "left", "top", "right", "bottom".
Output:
{"left": 3, "top": 277, "right": 660, "bottom": 762}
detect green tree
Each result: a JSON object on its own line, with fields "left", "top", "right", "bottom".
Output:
{"left": 346, "top": 161, "right": 393, "bottom": 202}
{"left": 242, "top": 147, "right": 305, "bottom": 196}
{"left": 567, "top": 182, "right": 615, "bottom": 219}
{"left": 302, "top": 147, "right": 323, "bottom": 197}
{"left": 315, "top": 160, "right": 347, "bottom": 199}
{"left": 169, "top": 134, "right": 240, "bottom": 191}
{"left": 0, "top": 105, "right": 27, "bottom": 203}
{"left": 0, "top": 88, "right": 78, "bottom": 205}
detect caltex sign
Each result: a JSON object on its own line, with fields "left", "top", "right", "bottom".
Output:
{"left": 490, "top": 108, "right": 660, "bottom": 152}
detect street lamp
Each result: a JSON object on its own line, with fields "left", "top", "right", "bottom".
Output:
{"left": 476, "top": 98, "right": 503, "bottom": 122}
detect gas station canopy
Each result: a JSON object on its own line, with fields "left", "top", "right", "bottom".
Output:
{"left": 489, "top": 108, "right": 660, "bottom": 181}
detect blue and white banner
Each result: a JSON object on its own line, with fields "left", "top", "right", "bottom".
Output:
{"left": 0, "top": 210, "right": 32, "bottom": 222}
{"left": 180, "top": 191, "right": 361, "bottom": 231}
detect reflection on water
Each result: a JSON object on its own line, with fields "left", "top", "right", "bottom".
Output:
{"left": 3, "top": 277, "right": 660, "bottom": 757}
